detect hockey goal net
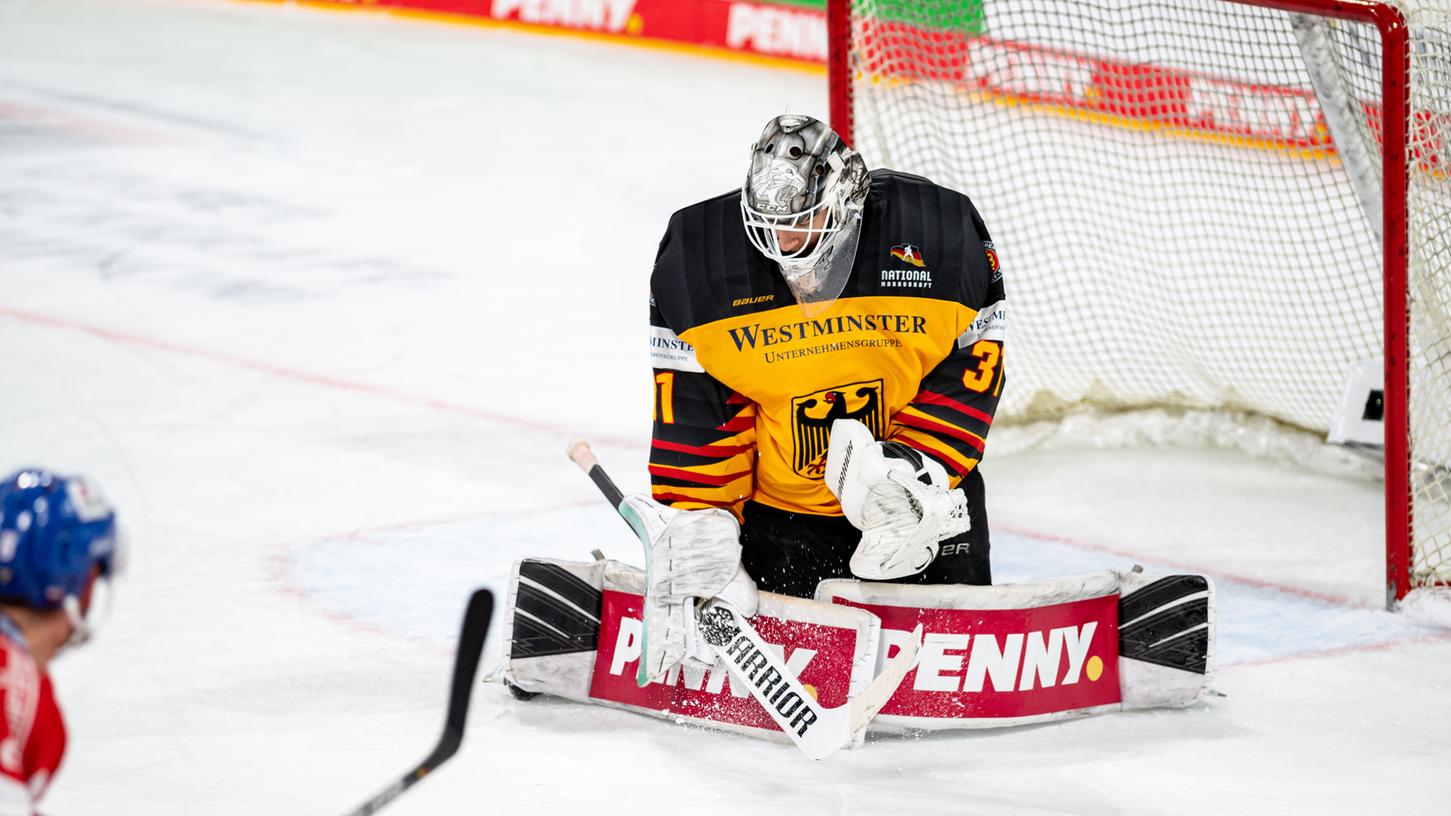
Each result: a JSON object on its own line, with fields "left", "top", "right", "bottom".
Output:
{"left": 826, "top": 0, "right": 1450, "bottom": 606}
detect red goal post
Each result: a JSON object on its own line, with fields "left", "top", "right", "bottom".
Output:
{"left": 826, "top": 0, "right": 1449, "bottom": 606}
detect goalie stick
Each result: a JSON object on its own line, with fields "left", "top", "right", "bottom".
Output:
{"left": 567, "top": 440, "right": 922, "bottom": 761}
{"left": 342, "top": 588, "right": 495, "bottom": 816}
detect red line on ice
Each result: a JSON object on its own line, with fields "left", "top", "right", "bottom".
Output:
{"left": 15, "top": 308, "right": 1439, "bottom": 666}
{"left": 996, "top": 522, "right": 1365, "bottom": 609}
{"left": 997, "top": 523, "right": 1451, "bottom": 668}
{"left": 0, "top": 307, "right": 635, "bottom": 448}
{"left": 1221, "top": 629, "right": 1451, "bottom": 670}
{"left": 265, "top": 500, "right": 600, "bottom": 651}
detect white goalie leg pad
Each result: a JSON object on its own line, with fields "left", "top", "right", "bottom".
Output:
{"left": 502, "top": 557, "right": 616, "bottom": 700}
{"left": 501, "top": 556, "right": 888, "bottom": 749}
{"left": 1115, "top": 570, "right": 1215, "bottom": 710}
{"left": 823, "top": 418, "right": 971, "bottom": 580}
{"left": 620, "top": 496, "right": 758, "bottom": 684}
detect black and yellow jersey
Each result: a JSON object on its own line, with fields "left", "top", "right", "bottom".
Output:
{"left": 648, "top": 170, "right": 1005, "bottom": 517}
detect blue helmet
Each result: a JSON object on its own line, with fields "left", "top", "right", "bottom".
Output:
{"left": 0, "top": 469, "right": 121, "bottom": 613}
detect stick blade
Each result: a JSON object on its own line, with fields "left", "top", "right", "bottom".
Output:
{"left": 418, "top": 588, "right": 494, "bottom": 770}
{"left": 341, "top": 588, "right": 495, "bottom": 816}
{"left": 445, "top": 589, "right": 495, "bottom": 736}
{"left": 847, "top": 624, "right": 923, "bottom": 736}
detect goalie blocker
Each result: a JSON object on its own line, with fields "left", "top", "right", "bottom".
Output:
{"left": 500, "top": 557, "right": 1212, "bottom": 742}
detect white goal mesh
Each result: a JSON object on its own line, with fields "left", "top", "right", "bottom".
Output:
{"left": 833, "top": 0, "right": 1451, "bottom": 599}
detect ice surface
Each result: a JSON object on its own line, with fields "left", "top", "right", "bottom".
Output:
{"left": 0, "top": 1, "right": 1447, "bottom": 814}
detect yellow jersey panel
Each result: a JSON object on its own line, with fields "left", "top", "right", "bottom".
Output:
{"left": 679, "top": 296, "right": 978, "bottom": 514}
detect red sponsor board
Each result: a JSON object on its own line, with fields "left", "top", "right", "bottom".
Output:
{"left": 835, "top": 595, "right": 1122, "bottom": 719}
{"left": 588, "top": 589, "right": 858, "bottom": 731}
{"left": 328, "top": 0, "right": 495, "bottom": 18}
{"left": 857, "top": 20, "right": 1333, "bottom": 150}
{"left": 296, "top": 1, "right": 1444, "bottom": 166}
{"left": 333, "top": 0, "right": 827, "bottom": 62}
{"left": 855, "top": 19, "right": 1445, "bottom": 166}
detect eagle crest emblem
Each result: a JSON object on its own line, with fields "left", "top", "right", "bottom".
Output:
{"left": 791, "top": 380, "right": 886, "bottom": 478}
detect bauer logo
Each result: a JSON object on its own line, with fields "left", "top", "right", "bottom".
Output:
{"left": 731, "top": 294, "right": 774, "bottom": 308}
{"left": 834, "top": 595, "right": 1122, "bottom": 721}
{"left": 589, "top": 590, "right": 858, "bottom": 734}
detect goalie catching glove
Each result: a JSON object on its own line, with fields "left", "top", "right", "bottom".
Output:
{"left": 824, "top": 419, "right": 971, "bottom": 580}
{"left": 620, "top": 496, "right": 759, "bottom": 684}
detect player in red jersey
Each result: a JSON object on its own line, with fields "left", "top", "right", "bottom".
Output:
{"left": 0, "top": 469, "right": 123, "bottom": 814}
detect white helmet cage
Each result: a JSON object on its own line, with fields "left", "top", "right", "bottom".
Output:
{"left": 740, "top": 115, "right": 869, "bottom": 274}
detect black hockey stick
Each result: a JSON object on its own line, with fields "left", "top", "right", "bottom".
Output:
{"left": 343, "top": 588, "right": 495, "bottom": 816}
{"left": 566, "top": 440, "right": 922, "bottom": 760}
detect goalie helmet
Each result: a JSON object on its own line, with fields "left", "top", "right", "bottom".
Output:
{"left": 0, "top": 469, "right": 124, "bottom": 644}
{"left": 740, "top": 114, "right": 869, "bottom": 311}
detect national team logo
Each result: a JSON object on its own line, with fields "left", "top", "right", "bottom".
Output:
{"left": 791, "top": 380, "right": 885, "bottom": 477}
{"left": 983, "top": 241, "right": 1001, "bottom": 282}
{"left": 890, "top": 244, "right": 926, "bottom": 267}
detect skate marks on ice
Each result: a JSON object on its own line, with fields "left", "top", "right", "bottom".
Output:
{"left": 270, "top": 503, "right": 644, "bottom": 658}
{"left": 0, "top": 86, "right": 449, "bottom": 302}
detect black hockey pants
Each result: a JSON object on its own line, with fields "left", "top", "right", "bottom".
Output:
{"left": 739, "top": 467, "right": 991, "bottom": 599}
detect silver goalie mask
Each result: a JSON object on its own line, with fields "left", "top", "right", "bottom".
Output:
{"left": 740, "top": 114, "right": 869, "bottom": 314}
